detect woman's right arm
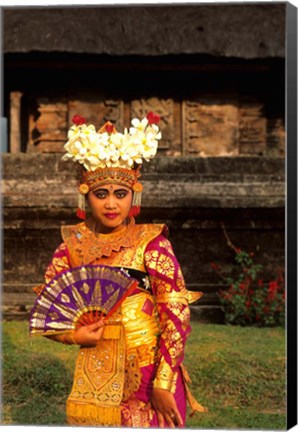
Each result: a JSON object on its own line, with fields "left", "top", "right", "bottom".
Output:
{"left": 32, "top": 242, "right": 71, "bottom": 296}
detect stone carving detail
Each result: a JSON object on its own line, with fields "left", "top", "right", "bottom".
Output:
{"left": 29, "top": 99, "right": 68, "bottom": 153}
{"left": 29, "top": 98, "right": 124, "bottom": 152}
{"left": 68, "top": 98, "right": 123, "bottom": 131}
{"left": 239, "top": 98, "right": 267, "bottom": 154}
{"left": 131, "top": 98, "right": 173, "bottom": 150}
{"left": 266, "top": 118, "right": 285, "bottom": 157}
{"left": 183, "top": 97, "right": 239, "bottom": 156}
{"left": 26, "top": 94, "right": 284, "bottom": 157}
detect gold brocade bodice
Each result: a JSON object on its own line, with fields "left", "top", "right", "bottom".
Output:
{"left": 61, "top": 218, "right": 167, "bottom": 272}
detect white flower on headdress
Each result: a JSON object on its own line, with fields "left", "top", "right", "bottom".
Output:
{"left": 62, "top": 114, "right": 162, "bottom": 171}
{"left": 129, "top": 117, "right": 149, "bottom": 134}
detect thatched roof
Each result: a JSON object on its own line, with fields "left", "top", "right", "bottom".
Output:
{"left": 3, "top": 3, "right": 285, "bottom": 58}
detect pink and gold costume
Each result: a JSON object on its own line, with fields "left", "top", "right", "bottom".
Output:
{"left": 34, "top": 217, "right": 206, "bottom": 427}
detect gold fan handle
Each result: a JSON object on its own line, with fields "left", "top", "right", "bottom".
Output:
{"left": 76, "top": 311, "right": 104, "bottom": 329}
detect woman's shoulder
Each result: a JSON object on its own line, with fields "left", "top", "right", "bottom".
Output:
{"left": 133, "top": 223, "right": 173, "bottom": 254}
{"left": 133, "top": 222, "right": 168, "bottom": 239}
{"left": 60, "top": 221, "right": 87, "bottom": 241}
{"left": 119, "top": 222, "right": 169, "bottom": 257}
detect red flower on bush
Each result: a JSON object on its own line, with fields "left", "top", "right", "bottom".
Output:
{"left": 267, "top": 280, "right": 278, "bottom": 301}
{"left": 239, "top": 282, "right": 246, "bottom": 291}
{"left": 211, "top": 237, "right": 285, "bottom": 327}
{"left": 147, "top": 111, "right": 160, "bottom": 124}
{"left": 269, "top": 280, "right": 278, "bottom": 291}
{"left": 72, "top": 114, "right": 86, "bottom": 125}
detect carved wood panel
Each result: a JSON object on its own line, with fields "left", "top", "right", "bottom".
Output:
{"left": 26, "top": 93, "right": 284, "bottom": 156}
{"left": 239, "top": 97, "right": 267, "bottom": 155}
{"left": 130, "top": 97, "right": 174, "bottom": 150}
{"left": 267, "top": 118, "right": 285, "bottom": 157}
{"left": 68, "top": 98, "right": 124, "bottom": 131}
{"left": 182, "top": 96, "right": 239, "bottom": 156}
{"left": 28, "top": 98, "right": 68, "bottom": 153}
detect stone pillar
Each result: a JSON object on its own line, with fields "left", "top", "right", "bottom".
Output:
{"left": 10, "top": 91, "right": 22, "bottom": 153}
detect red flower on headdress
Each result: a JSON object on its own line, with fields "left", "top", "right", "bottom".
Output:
{"left": 105, "top": 123, "right": 114, "bottom": 134}
{"left": 72, "top": 114, "right": 86, "bottom": 125}
{"left": 147, "top": 111, "right": 160, "bottom": 125}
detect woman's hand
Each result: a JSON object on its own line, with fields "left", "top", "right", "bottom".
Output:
{"left": 150, "top": 388, "right": 183, "bottom": 428}
{"left": 74, "top": 319, "right": 105, "bottom": 346}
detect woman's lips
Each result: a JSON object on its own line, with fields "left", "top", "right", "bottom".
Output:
{"left": 104, "top": 213, "right": 119, "bottom": 219}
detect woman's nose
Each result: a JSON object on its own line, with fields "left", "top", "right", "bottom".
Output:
{"left": 104, "top": 195, "right": 117, "bottom": 209}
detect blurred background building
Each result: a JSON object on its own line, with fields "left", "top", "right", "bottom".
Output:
{"left": 2, "top": 3, "right": 285, "bottom": 322}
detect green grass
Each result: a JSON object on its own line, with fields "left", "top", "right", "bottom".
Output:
{"left": 184, "top": 324, "right": 286, "bottom": 430}
{"left": 1, "top": 321, "right": 286, "bottom": 429}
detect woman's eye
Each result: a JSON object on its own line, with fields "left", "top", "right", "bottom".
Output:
{"left": 94, "top": 192, "right": 107, "bottom": 199}
{"left": 116, "top": 192, "right": 127, "bottom": 199}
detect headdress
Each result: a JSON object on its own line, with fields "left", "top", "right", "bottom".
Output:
{"left": 62, "top": 112, "right": 161, "bottom": 219}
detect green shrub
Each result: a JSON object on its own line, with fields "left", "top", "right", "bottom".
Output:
{"left": 211, "top": 227, "right": 285, "bottom": 327}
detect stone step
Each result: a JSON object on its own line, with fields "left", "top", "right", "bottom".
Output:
{"left": 190, "top": 305, "right": 225, "bottom": 324}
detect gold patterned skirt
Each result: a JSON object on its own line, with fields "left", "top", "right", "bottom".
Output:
{"left": 66, "top": 291, "right": 160, "bottom": 427}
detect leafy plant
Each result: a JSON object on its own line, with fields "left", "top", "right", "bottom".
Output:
{"left": 211, "top": 224, "right": 285, "bottom": 327}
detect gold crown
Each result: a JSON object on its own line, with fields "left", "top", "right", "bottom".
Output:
{"left": 80, "top": 166, "right": 141, "bottom": 193}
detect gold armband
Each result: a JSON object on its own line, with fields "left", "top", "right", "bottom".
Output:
{"left": 153, "top": 361, "right": 175, "bottom": 392}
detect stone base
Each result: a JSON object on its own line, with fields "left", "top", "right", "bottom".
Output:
{"left": 190, "top": 305, "right": 225, "bottom": 324}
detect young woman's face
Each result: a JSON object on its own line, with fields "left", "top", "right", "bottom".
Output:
{"left": 88, "top": 184, "right": 132, "bottom": 233}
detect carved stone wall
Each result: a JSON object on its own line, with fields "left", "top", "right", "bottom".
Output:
{"left": 22, "top": 89, "right": 284, "bottom": 157}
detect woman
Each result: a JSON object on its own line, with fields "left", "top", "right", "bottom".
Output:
{"left": 31, "top": 112, "right": 206, "bottom": 427}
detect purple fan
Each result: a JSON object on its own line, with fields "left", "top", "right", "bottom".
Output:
{"left": 30, "top": 265, "right": 138, "bottom": 336}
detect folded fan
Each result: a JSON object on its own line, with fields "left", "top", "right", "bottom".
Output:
{"left": 30, "top": 265, "right": 138, "bottom": 336}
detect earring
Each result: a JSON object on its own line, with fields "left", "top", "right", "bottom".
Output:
{"left": 128, "top": 182, "right": 142, "bottom": 217}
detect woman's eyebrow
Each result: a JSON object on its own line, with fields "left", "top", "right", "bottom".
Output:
{"left": 93, "top": 188, "right": 129, "bottom": 192}
{"left": 93, "top": 188, "right": 108, "bottom": 192}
